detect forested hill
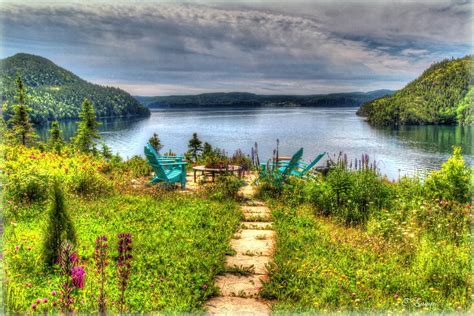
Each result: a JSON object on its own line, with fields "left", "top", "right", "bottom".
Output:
{"left": 0, "top": 53, "right": 150, "bottom": 123}
{"left": 136, "top": 90, "right": 394, "bottom": 108}
{"left": 357, "top": 56, "right": 473, "bottom": 125}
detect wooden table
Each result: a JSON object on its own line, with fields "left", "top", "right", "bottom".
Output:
{"left": 192, "top": 165, "right": 242, "bottom": 182}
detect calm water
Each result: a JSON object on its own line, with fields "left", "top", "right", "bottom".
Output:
{"left": 37, "top": 107, "right": 473, "bottom": 179}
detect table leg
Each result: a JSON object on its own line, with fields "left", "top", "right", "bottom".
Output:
{"left": 212, "top": 171, "right": 215, "bottom": 182}
{"left": 194, "top": 170, "right": 197, "bottom": 182}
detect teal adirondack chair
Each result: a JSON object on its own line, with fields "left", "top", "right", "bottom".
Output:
{"left": 279, "top": 148, "right": 304, "bottom": 177}
{"left": 259, "top": 148, "right": 304, "bottom": 177}
{"left": 279, "top": 152, "right": 326, "bottom": 176}
{"left": 144, "top": 144, "right": 188, "bottom": 188}
{"left": 146, "top": 144, "right": 184, "bottom": 162}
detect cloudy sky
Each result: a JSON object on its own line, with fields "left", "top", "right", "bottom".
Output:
{"left": 0, "top": 0, "right": 472, "bottom": 95}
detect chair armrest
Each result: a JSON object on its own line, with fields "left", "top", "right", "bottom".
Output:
{"left": 160, "top": 162, "right": 188, "bottom": 166}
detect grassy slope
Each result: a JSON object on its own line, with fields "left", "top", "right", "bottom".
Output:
{"left": 357, "top": 56, "right": 473, "bottom": 125}
{"left": 1, "top": 144, "right": 242, "bottom": 312}
{"left": 262, "top": 203, "right": 471, "bottom": 312}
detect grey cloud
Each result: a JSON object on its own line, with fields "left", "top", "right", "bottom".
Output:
{"left": 0, "top": 1, "right": 471, "bottom": 95}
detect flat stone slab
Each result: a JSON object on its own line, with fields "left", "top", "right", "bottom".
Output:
{"left": 238, "top": 229, "right": 275, "bottom": 241}
{"left": 225, "top": 254, "right": 272, "bottom": 275}
{"left": 241, "top": 206, "right": 271, "bottom": 214}
{"left": 241, "top": 222, "right": 273, "bottom": 230}
{"left": 206, "top": 297, "right": 270, "bottom": 315}
{"left": 230, "top": 238, "right": 274, "bottom": 256}
{"left": 215, "top": 274, "right": 264, "bottom": 297}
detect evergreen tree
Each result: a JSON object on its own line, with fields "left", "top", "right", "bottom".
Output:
{"left": 148, "top": 133, "right": 163, "bottom": 154}
{"left": 8, "top": 76, "right": 36, "bottom": 146}
{"left": 43, "top": 181, "right": 77, "bottom": 267}
{"left": 187, "top": 132, "right": 203, "bottom": 162}
{"left": 202, "top": 142, "right": 213, "bottom": 157}
{"left": 101, "top": 142, "right": 113, "bottom": 160}
{"left": 73, "top": 98, "right": 100, "bottom": 153}
{"left": 48, "top": 120, "right": 63, "bottom": 154}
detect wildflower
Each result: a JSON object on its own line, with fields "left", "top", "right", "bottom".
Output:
{"left": 51, "top": 290, "right": 57, "bottom": 296}
{"left": 52, "top": 301, "right": 57, "bottom": 307}
{"left": 31, "top": 303, "right": 37, "bottom": 310}
{"left": 394, "top": 294, "right": 399, "bottom": 299}
{"left": 71, "top": 266, "right": 86, "bottom": 289}
{"left": 43, "top": 298, "right": 48, "bottom": 303}
{"left": 15, "top": 245, "right": 20, "bottom": 251}
{"left": 69, "top": 252, "right": 78, "bottom": 263}
{"left": 117, "top": 233, "right": 133, "bottom": 312}
{"left": 36, "top": 298, "right": 42, "bottom": 304}
{"left": 202, "top": 284, "right": 208, "bottom": 290}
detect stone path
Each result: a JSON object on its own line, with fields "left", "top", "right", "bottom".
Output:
{"left": 206, "top": 180, "right": 274, "bottom": 315}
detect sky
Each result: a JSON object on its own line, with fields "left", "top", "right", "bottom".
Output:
{"left": 0, "top": 0, "right": 472, "bottom": 96}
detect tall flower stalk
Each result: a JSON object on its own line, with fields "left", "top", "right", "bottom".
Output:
{"left": 58, "top": 241, "right": 86, "bottom": 313}
{"left": 117, "top": 233, "right": 133, "bottom": 312}
{"left": 94, "top": 236, "right": 109, "bottom": 314}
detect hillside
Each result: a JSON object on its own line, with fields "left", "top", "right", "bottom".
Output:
{"left": 0, "top": 53, "right": 150, "bottom": 123}
{"left": 357, "top": 56, "right": 473, "bottom": 125}
{"left": 136, "top": 90, "right": 394, "bottom": 108}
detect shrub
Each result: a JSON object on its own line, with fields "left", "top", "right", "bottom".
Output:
{"left": 5, "top": 168, "right": 50, "bottom": 204}
{"left": 42, "top": 181, "right": 77, "bottom": 266}
{"left": 67, "top": 169, "right": 112, "bottom": 197}
{"left": 204, "top": 174, "right": 244, "bottom": 201}
{"left": 425, "top": 146, "right": 471, "bottom": 203}
{"left": 121, "top": 155, "right": 152, "bottom": 178}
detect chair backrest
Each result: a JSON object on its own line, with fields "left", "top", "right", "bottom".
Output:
{"left": 144, "top": 144, "right": 168, "bottom": 180}
{"left": 301, "top": 152, "right": 327, "bottom": 175}
{"left": 282, "top": 148, "right": 304, "bottom": 177}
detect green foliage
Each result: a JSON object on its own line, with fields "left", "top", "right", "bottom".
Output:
{"left": 148, "top": 133, "right": 163, "bottom": 154}
{"left": 6, "top": 76, "right": 36, "bottom": 146}
{"left": 73, "top": 98, "right": 101, "bottom": 153}
{"left": 120, "top": 155, "right": 152, "bottom": 178}
{"left": 262, "top": 147, "right": 472, "bottom": 311}
{"left": 357, "top": 56, "right": 473, "bottom": 125}
{"left": 42, "top": 181, "right": 76, "bottom": 266}
{"left": 47, "top": 121, "right": 63, "bottom": 154}
{"left": 0, "top": 53, "right": 150, "bottom": 123}
{"left": 425, "top": 146, "right": 471, "bottom": 203}
{"left": 186, "top": 133, "right": 203, "bottom": 162}
{"left": 203, "top": 174, "right": 244, "bottom": 201}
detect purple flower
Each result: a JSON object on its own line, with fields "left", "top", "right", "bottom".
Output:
{"left": 43, "top": 298, "right": 48, "bottom": 303}
{"left": 69, "top": 252, "right": 78, "bottom": 263}
{"left": 36, "top": 298, "right": 42, "bottom": 304}
{"left": 31, "top": 304, "right": 37, "bottom": 310}
{"left": 202, "top": 284, "right": 208, "bottom": 290}
{"left": 71, "top": 266, "right": 86, "bottom": 289}
{"left": 15, "top": 245, "right": 20, "bottom": 251}
{"left": 51, "top": 290, "right": 57, "bottom": 296}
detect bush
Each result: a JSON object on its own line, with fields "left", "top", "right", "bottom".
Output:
{"left": 204, "top": 174, "right": 244, "bottom": 201}
{"left": 121, "top": 155, "right": 152, "bottom": 178}
{"left": 67, "top": 169, "right": 112, "bottom": 197}
{"left": 425, "top": 146, "right": 471, "bottom": 203}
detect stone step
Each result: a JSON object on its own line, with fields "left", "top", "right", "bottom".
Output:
{"left": 215, "top": 274, "right": 264, "bottom": 298}
{"left": 230, "top": 238, "right": 274, "bottom": 256}
{"left": 241, "top": 205, "right": 271, "bottom": 214}
{"left": 236, "top": 229, "right": 275, "bottom": 241}
{"left": 206, "top": 297, "right": 270, "bottom": 315}
{"left": 240, "top": 222, "right": 273, "bottom": 230}
{"left": 225, "top": 254, "right": 272, "bottom": 275}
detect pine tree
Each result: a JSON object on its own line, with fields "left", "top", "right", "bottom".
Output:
{"left": 73, "top": 98, "right": 100, "bottom": 153}
{"left": 48, "top": 121, "right": 63, "bottom": 154}
{"left": 8, "top": 76, "right": 36, "bottom": 146}
{"left": 100, "top": 142, "right": 113, "bottom": 159}
{"left": 43, "top": 181, "right": 77, "bottom": 267}
{"left": 187, "top": 132, "right": 203, "bottom": 162}
{"left": 202, "top": 142, "right": 213, "bottom": 157}
{"left": 148, "top": 133, "right": 163, "bottom": 154}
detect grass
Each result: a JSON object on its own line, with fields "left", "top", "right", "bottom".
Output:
{"left": 261, "top": 201, "right": 471, "bottom": 313}
{"left": 2, "top": 144, "right": 243, "bottom": 313}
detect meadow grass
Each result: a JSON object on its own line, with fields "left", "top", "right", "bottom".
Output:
{"left": 2, "top": 145, "right": 242, "bottom": 313}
